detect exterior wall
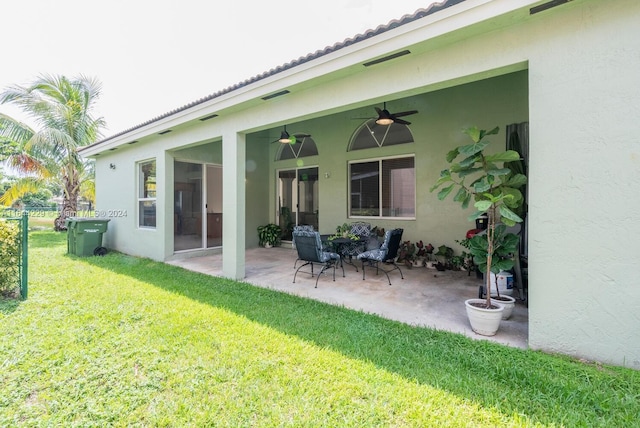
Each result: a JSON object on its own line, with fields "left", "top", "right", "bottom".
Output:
{"left": 91, "top": 0, "right": 640, "bottom": 368}
{"left": 525, "top": 0, "right": 640, "bottom": 369}
{"left": 96, "top": 126, "right": 269, "bottom": 261}
{"left": 95, "top": 142, "right": 166, "bottom": 261}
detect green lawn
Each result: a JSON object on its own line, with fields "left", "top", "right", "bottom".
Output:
{"left": 1, "top": 231, "right": 639, "bottom": 426}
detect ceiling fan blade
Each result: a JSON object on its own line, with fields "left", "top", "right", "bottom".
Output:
{"left": 393, "top": 118, "right": 412, "bottom": 125}
{"left": 392, "top": 110, "right": 418, "bottom": 118}
{"left": 293, "top": 133, "right": 311, "bottom": 138}
{"left": 374, "top": 107, "right": 383, "bottom": 115}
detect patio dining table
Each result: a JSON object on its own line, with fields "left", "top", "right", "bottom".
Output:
{"left": 320, "top": 234, "right": 361, "bottom": 272}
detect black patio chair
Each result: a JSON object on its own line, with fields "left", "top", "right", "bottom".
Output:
{"left": 357, "top": 228, "right": 404, "bottom": 285}
{"left": 292, "top": 225, "right": 315, "bottom": 268}
{"left": 293, "top": 229, "right": 344, "bottom": 288}
{"left": 339, "top": 222, "right": 372, "bottom": 263}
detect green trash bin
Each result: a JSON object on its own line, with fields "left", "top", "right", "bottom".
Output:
{"left": 66, "top": 217, "right": 110, "bottom": 256}
{"left": 65, "top": 218, "right": 77, "bottom": 255}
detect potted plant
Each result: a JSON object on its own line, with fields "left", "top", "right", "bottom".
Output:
{"left": 397, "top": 241, "right": 417, "bottom": 268}
{"left": 456, "top": 238, "right": 478, "bottom": 276}
{"left": 414, "top": 241, "right": 427, "bottom": 267}
{"left": 328, "top": 223, "right": 358, "bottom": 241}
{"left": 257, "top": 223, "right": 282, "bottom": 248}
{"left": 430, "top": 126, "right": 526, "bottom": 335}
{"left": 450, "top": 251, "right": 470, "bottom": 271}
{"left": 434, "top": 244, "right": 454, "bottom": 270}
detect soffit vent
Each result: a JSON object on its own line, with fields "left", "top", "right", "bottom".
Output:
{"left": 530, "top": 0, "right": 571, "bottom": 15}
{"left": 363, "top": 50, "right": 411, "bottom": 67}
{"left": 199, "top": 114, "right": 219, "bottom": 121}
{"left": 261, "top": 90, "right": 290, "bottom": 100}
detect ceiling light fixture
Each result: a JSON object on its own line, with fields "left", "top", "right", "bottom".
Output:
{"left": 375, "top": 105, "right": 394, "bottom": 126}
{"left": 374, "top": 102, "right": 418, "bottom": 126}
{"left": 278, "top": 125, "right": 292, "bottom": 144}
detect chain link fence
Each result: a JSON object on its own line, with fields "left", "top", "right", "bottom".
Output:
{"left": 0, "top": 212, "right": 28, "bottom": 299}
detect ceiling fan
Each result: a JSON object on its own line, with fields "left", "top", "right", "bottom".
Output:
{"left": 271, "top": 125, "right": 311, "bottom": 144}
{"left": 372, "top": 102, "right": 418, "bottom": 126}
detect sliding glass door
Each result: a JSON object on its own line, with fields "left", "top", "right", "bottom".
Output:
{"left": 277, "top": 167, "right": 319, "bottom": 241}
{"left": 174, "top": 161, "right": 222, "bottom": 252}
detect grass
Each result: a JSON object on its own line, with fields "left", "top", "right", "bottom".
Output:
{"left": 1, "top": 231, "right": 639, "bottom": 427}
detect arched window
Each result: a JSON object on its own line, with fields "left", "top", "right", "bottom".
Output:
{"left": 348, "top": 120, "right": 414, "bottom": 151}
{"left": 275, "top": 135, "right": 318, "bottom": 160}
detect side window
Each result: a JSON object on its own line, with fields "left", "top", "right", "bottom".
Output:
{"left": 138, "top": 160, "right": 157, "bottom": 228}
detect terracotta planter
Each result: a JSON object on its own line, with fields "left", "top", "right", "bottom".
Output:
{"left": 491, "top": 295, "right": 516, "bottom": 320}
{"left": 465, "top": 298, "right": 504, "bottom": 336}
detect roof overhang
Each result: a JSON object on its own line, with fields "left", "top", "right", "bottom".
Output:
{"left": 79, "top": 0, "right": 549, "bottom": 158}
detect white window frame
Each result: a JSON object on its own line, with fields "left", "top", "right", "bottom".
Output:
{"left": 348, "top": 154, "right": 416, "bottom": 220}
{"left": 137, "top": 159, "right": 157, "bottom": 229}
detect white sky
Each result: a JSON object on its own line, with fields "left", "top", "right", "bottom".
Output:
{"left": 1, "top": 0, "right": 432, "bottom": 137}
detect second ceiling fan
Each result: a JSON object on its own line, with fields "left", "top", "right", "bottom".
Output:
{"left": 271, "top": 125, "right": 311, "bottom": 144}
{"left": 373, "top": 102, "right": 418, "bottom": 126}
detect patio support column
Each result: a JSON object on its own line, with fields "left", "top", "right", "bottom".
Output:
{"left": 222, "top": 131, "right": 246, "bottom": 280}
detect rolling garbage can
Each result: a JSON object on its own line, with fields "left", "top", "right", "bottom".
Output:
{"left": 65, "top": 217, "right": 110, "bottom": 256}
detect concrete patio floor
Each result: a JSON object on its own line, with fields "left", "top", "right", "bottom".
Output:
{"left": 168, "top": 246, "right": 529, "bottom": 349}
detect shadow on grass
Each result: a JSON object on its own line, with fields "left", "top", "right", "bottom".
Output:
{"left": 73, "top": 247, "right": 640, "bottom": 426}
{"left": 0, "top": 294, "right": 22, "bottom": 314}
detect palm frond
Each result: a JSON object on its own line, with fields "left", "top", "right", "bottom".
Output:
{"left": 0, "top": 113, "right": 35, "bottom": 144}
{"left": 79, "top": 177, "right": 95, "bottom": 204}
{"left": 0, "top": 177, "right": 43, "bottom": 206}
{"left": 5, "top": 153, "right": 51, "bottom": 178}
{"left": 1, "top": 74, "right": 105, "bottom": 209}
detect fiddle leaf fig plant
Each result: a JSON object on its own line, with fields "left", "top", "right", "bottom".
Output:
{"left": 430, "top": 126, "right": 527, "bottom": 308}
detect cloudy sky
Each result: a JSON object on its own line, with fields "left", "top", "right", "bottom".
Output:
{"left": 1, "top": 0, "right": 432, "bottom": 137}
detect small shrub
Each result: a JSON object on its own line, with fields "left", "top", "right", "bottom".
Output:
{"left": 0, "top": 220, "right": 20, "bottom": 296}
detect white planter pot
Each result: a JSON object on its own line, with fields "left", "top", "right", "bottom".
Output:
{"left": 491, "top": 295, "right": 516, "bottom": 320}
{"left": 465, "top": 298, "right": 504, "bottom": 336}
{"left": 264, "top": 242, "right": 272, "bottom": 248}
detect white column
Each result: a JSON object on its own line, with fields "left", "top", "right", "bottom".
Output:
{"left": 222, "top": 131, "right": 246, "bottom": 280}
{"left": 162, "top": 151, "right": 175, "bottom": 260}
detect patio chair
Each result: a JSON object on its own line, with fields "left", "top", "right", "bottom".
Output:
{"left": 292, "top": 225, "right": 315, "bottom": 268}
{"left": 293, "top": 229, "right": 344, "bottom": 288}
{"left": 357, "top": 228, "right": 405, "bottom": 285}
{"left": 336, "top": 222, "right": 371, "bottom": 262}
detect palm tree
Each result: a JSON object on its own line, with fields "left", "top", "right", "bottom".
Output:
{"left": 0, "top": 74, "right": 105, "bottom": 230}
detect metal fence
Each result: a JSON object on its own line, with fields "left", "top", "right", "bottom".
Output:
{"left": 0, "top": 212, "right": 28, "bottom": 299}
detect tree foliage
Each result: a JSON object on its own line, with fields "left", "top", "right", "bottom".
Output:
{"left": 0, "top": 75, "right": 104, "bottom": 230}
{"left": 431, "top": 126, "right": 527, "bottom": 307}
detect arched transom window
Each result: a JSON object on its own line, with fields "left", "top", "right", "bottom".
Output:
{"left": 348, "top": 120, "right": 414, "bottom": 151}
{"left": 275, "top": 135, "right": 318, "bottom": 160}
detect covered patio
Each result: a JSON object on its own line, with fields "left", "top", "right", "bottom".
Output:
{"left": 168, "top": 246, "right": 528, "bottom": 349}
{"left": 81, "top": 0, "right": 640, "bottom": 368}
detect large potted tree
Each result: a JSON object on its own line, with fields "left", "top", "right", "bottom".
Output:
{"left": 430, "top": 126, "right": 526, "bottom": 335}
